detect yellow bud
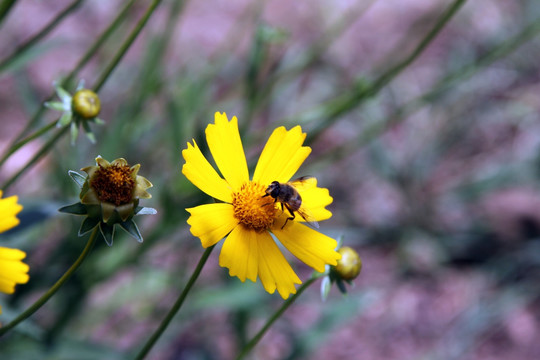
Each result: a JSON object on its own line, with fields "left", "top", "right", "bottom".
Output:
{"left": 72, "top": 89, "right": 100, "bottom": 119}
{"left": 334, "top": 247, "right": 361, "bottom": 281}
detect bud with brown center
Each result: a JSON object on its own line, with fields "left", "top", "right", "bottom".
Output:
{"left": 59, "top": 156, "right": 156, "bottom": 246}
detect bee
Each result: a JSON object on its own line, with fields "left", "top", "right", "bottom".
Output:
{"left": 263, "top": 176, "right": 319, "bottom": 229}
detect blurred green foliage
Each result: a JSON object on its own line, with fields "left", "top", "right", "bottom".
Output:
{"left": 2, "top": 0, "right": 540, "bottom": 359}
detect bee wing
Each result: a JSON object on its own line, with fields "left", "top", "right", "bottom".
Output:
{"left": 296, "top": 206, "right": 319, "bottom": 229}
{"left": 289, "top": 176, "right": 317, "bottom": 192}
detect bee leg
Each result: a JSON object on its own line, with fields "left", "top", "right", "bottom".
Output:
{"left": 281, "top": 204, "right": 296, "bottom": 229}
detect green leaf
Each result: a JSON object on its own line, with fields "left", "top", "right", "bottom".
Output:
{"left": 58, "top": 202, "right": 87, "bottom": 215}
{"left": 119, "top": 219, "right": 143, "bottom": 243}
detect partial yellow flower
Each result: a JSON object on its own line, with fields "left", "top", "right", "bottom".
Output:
{"left": 0, "top": 190, "right": 29, "bottom": 314}
{"left": 0, "top": 191, "right": 22, "bottom": 233}
{"left": 182, "top": 112, "right": 341, "bottom": 299}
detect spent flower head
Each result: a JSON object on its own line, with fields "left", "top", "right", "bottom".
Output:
{"left": 182, "top": 112, "right": 341, "bottom": 299}
{"left": 44, "top": 80, "right": 104, "bottom": 145}
{"left": 0, "top": 191, "right": 29, "bottom": 314}
{"left": 59, "top": 156, "right": 156, "bottom": 246}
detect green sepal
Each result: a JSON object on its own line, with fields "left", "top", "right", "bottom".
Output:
{"left": 134, "top": 206, "right": 157, "bottom": 215}
{"left": 119, "top": 219, "right": 143, "bottom": 243}
{"left": 58, "top": 111, "right": 73, "bottom": 127}
{"left": 336, "top": 235, "right": 344, "bottom": 249}
{"left": 79, "top": 217, "right": 99, "bottom": 236}
{"left": 70, "top": 121, "right": 79, "bottom": 145}
{"left": 94, "top": 117, "right": 105, "bottom": 125}
{"left": 81, "top": 120, "right": 96, "bottom": 143}
{"left": 59, "top": 202, "right": 88, "bottom": 215}
{"left": 320, "top": 275, "right": 331, "bottom": 302}
{"left": 75, "top": 79, "right": 85, "bottom": 91}
{"left": 54, "top": 83, "right": 71, "bottom": 101}
{"left": 68, "top": 170, "right": 86, "bottom": 188}
{"left": 336, "top": 279, "right": 347, "bottom": 295}
{"left": 99, "top": 222, "right": 115, "bottom": 246}
{"left": 44, "top": 101, "right": 65, "bottom": 111}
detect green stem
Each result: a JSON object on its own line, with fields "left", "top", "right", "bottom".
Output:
{"left": 235, "top": 276, "right": 319, "bottom": 360}
{"left": 0, "top": 227, "right": 98, "bottom": 337}
{"left": 92, "top": 0, "right": 164, "bottom": 92}
{"left": 134, "top": 245, "right": 215, "bottom": 360}
{"left": 0, "top": 0, "right": 85, "bottom": 73}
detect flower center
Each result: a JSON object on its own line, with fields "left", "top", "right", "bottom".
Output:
{"left": 232, "top": 182, "right": 277, "bottom": 232}
{"left": 90, "top": 164, "right": 135, "bottom": 206}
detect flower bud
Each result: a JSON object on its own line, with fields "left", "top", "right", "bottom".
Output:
{"left": 59, "top": 156, "right": 156, "bottom": 246}
{"left": 72, "top": 89, "right": 101, "bottom": 119}
{"left": 334, "top": 246, "right": 361, "bottom": 281}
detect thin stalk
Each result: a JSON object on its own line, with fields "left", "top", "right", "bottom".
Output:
{"left": 0, "top": 122, "right": 56, "bottom": 167}
{"left": 235, "top": 276, "right": 319, "bottom": 360}
{"left": 92, "top": 0, "right": 164, "bottom": 92}
{"left": 0, "top": 0, "right": 85, "bottom": 73}
{"left": 1, "top": 126, "right": 67, "bottom": 191}
{"left": 0, "top": 227, "right": 98, "bottom": 337}
{"left": 134, "top": 245, "right": 215, "bottom": 360}
{"left": 304, "top": 0, "right": 468, "bottom": 142}
{"left": 0, "top": 0, "right": 17, "bottom": 25}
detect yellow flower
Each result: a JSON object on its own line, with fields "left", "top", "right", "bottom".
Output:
{"left": 0, "top": 191, "right": 29, "bottom": 314}
{"left": 182, "top": 112, "right": 341, "bottom": 299}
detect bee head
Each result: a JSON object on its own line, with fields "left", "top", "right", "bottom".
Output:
{"left": 265, "top": 181, "right": 281, "bottom": 198}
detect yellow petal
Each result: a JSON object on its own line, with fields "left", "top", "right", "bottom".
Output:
{"left": 81, "top": 165, "right": 98, "bottom": 178}
{"left": 205, "top": 112, "right": 249, "bottom": 191}
{"left": 297, "top": 182, "right": 333, "bottom": 222}
{"left": 136, "top": 175, "right": 153, "bottom": 190}
{"left": 95, "top": 156, "right": 110, "bottom": 167}
{"left": 182, "top": 140, "right": 233, "bottom": 203}
{"left": 186, "top": 203, "right": 238, "bottom": 248}
{"left": 0, "top": 194, "right": 22, "bottom": 233}
{"left": 130, "top": 163, "right": 141, "bottom": 177}
{"left": 253, "top": 126, "right": 311, "bottom": 185}
{"left": 257, "top": 232, "right": 301, "bottom": 299}
{"left": 134, "top": 186, "right": 152, "bottom": 199}
{"left": 0, "top": 217, "right": 20, "bottom": 233}
{"left": 0, "top": 247, "right": 29, "bottom": 295}
{"left": 273, "top": 222, "right": 340, "bottom": 272}
{"left": 111, "top": 158, "right": 128, "bottom": 166}
{"left": 0, "top": 278, "right": 15, "bottom": 294}
{"left": 0, "top": 247, "right": 26, "bottom": 261}
{"left": 219, "top": 225, "right": 258, "bottom": 282}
